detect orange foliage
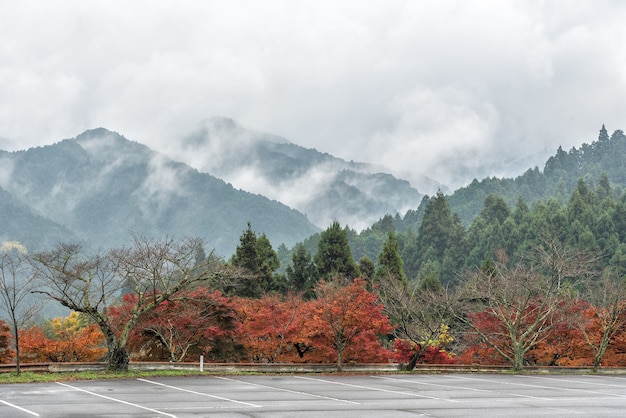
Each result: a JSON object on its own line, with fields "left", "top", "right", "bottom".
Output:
{"left": 527, "top": 301, "right": 593, "bottom": 366}
{"left": 459, "top": 309, "right": 511, "bottom": 365}
{"left": 306, "top": 278, "right": 394, "bottom": 366}
{"left": 392, "top": 339, "right": 456, "bottom": 364}
{"left": 578, "top": 304, "right": 626, "bottom": 367}
{"left": 20, "top": 315, "right": 106, "bottom": 363}
{"left": 235, "top": 293, "right": 310, "bottom": 363}
{"left": 0, "top": 320, "right": 14, "bottom": 363}
{"left": 112, "top": 289, "right": 241, "bottom": 362}
{"left": 460, "top": 299, "right": 626, "bottom": 367}
{"left": 235, "top": 279, "right": 394, "bottom": 366}
{"left": 605, "top": 326, "right": 626, "bottom": 366}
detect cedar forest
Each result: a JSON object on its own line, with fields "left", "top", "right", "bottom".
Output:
{"left": 2, "top": 126, "right": 626, "bottom": 373}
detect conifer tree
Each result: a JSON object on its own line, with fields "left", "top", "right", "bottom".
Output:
{"left": 286, "top": 243, "right": 316, "bottom": 295}
{"left": 375, "top": 230, "right": 407, "bottom": 284}
{"left": 314, "top": 221, "right": 358, "bottom": 280}
{"left": 231, "top": 223, "right": 280, "bottom": 297}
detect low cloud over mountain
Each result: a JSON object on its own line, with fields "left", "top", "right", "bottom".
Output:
{"left": 0, "top": 129, "right": 319, "bottom": 255}
{"left": 165, "top": 118, "right": 437, "bottom": 230}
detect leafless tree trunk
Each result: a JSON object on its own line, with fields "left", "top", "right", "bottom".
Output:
{"left": 32, "top": 235, "right": 233, "bottom": 371}
{"left": 577, "top": 271, "right": 626, "bottom": 371}
{"left": 0, "top": 247, "right": 44, "bottom": 374}
{"left": 378, "top": 272, "right": 453, "bottom": 370}
{"left": 453, "top": 237, "right": 598, "bottom": 371}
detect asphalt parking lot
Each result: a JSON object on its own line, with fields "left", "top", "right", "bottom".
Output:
{"left": 1, "top": 373, "right": 626, "bottom": 417}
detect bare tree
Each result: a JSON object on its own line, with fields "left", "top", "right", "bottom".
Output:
{"left": 577, "top": 271, "right": 626, "bottom": 371}
{"left": 454, "top": 239, "right": 598, "bottom": 371}
{"left": 32, "top": 235, "right": 232, "bottom": 371}
{"left": 378, "top": 273, "right": 453, "bottom": 370}
{"left": 0, "top": 245, "right": 44, "bottom": 374}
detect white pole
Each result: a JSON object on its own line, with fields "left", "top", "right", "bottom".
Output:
{"left": 200, "top": 355, "right": 204, "bottom": 372}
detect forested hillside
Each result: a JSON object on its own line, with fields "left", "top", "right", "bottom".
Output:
{"left": 276, "top": 126, "right": 626, "bottom": 284}
{"left": 4, "top": 125, "right": 626, "bottom": 372}
{"left": 259, "top": 127, "right": 626, "bottom": 370}
{"left": 447, "top": 125, "right": 626, "bottom": 225}
{"left": 172, "top": 118, "right": 428, "bottom": 230}
{"left": 0, "top": 129, "right": 319, "bottom": 254}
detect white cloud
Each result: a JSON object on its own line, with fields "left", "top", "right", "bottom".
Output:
{"left": 1, "top": 1, "right": 626, "bottom": 189}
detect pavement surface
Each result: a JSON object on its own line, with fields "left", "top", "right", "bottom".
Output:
{"left": 1, "top": 373, "right": 626, "bottom": 417}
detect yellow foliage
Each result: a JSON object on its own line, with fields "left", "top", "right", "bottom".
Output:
{"left": 46, "top": 311, "right": 90, "bottom": 339}
{"left": 422, "top": 324, "right": 454, "bottom": 348}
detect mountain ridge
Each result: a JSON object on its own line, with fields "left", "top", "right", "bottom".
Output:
{"left": 166, "top": 118, "right": 432, "bottom": 230}
{"left": 0, "top": 128, "right": 319, "bottom": 255}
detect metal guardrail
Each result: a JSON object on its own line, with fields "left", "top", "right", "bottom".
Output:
{"left": 2, "top": 362, "right": 626, "bottom": 374}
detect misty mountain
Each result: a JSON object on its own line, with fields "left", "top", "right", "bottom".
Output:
{"left": 168, "top": 118, "right": 431, "bottom": 230}
{"left": 368, "top": 124, "right": 626, "bottom": 237}
{"left": 330, "top": 125, "right": 626, "bottom": 273}
{"left": 443, "top": 125, "right": 626, "bottom": 226}
{"left": 0, "top": 186, "right": 76, "bottom": 250}
{"left": 0, "top": 129, "right": 319, "bottom": 255}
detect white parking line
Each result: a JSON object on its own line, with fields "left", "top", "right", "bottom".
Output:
{"left": 0, "top": 399, "right": 40, "bottom": 416}
{"left": 56, "top": 382, "right": 176, "bottom": 417}
{"left": 510, "top": 375, "right": 626, "bottom": 399}
{"left": 373, "top": 375, "right": 494, "bottom": 393}
{"left": 137, "top": 378, "right": 261, "bottom": 408}
{"left": 520, "top": 375, "right": 626, "bottom": 390}
{"left": 294, "top": 376, "right": 459, "bottom": 403}
{"left": 374, "top": 375, "right": 589, "bottom": 413}
{"left": 214, "top": 376, "right": 360, "bottom": 405}
{"left": 374, "top": 375, "right": 558, "bottom": 402}
{"left": 450, "top": 375, "right": 626, "bottom": 400}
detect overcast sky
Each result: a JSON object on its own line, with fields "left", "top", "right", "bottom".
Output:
{"left": 2, "top": 1, "right": 626, "bottom": 190}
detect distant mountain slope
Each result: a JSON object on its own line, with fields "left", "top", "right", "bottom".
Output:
{"left": 169, "top": 118, "right": 428, "bottom": 230}
{"left": 0, "top": 186, "right": 77, "bottom": 250}
{"left": 436, "top": 125, "right": 626, "bottom": 226}
{"left": 0, "top": 129, "right": 319, "bottom": 254}
{"left": 341, "top": 125, "right": 626, "bottom": 269}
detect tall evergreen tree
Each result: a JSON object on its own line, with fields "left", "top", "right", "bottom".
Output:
{"left": 231, "top": 223, "right": 259, "bottom": 274}
{"left": 415, "top": 192, "right": 453, "bottom": 263}
{"left": 231, "top": 223, "right": 280, "bottom": 297}
{"left": 358, "top": 256, "right": 376, "bottom": 284}
{"left": 314, "top": 221, "right": 358, "bottom": 280}
{"left": 599, "top": 124, "right": 610, "bottom": 143}
{"left": 375, "top": 230, "right": 407, "bottom": 284}
{"left": 286, "top": 243, "right": 316, "bottom": 295}
{"left": 413, "top": 191, "right": 465, "bottom": 285}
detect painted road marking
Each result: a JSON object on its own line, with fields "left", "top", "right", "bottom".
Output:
{"left": 374, "top": 375, "right": 494, "bottom": 393}
{"left": 521, "top": 374, "right": 626, "bottom": 391}
{"left": 374, "top": 375, "right": 558, "bottom": 402}
{"left": 0, "top": 399, "right": 40, "bottom": 417}
{"left": 137, "top": 378, "right": 262, "bottom": 408}
{"left": 214, "top": 376, "right": 360, "bottom": 405}
{"left": 451, "top": 375, "right": 626, "bottom": 400}
{"left": 374, "top": 376, "right": 588, "bottom": 414}
{"left": 56, "top": 382, "right": 176, "bottom": 417}
{"left": 294, "top": 376, "right": 459, "bottom": 403}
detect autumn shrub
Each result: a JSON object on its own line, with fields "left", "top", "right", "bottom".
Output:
{"left": 234, "top": 279, "right": 394, "bottom": 366}
{"left": 234, "top": 294, "right": 310, "bottom": 363}
{"left": 113, "top": 289, "right": 243, "bottom": 363}
{"left": 306, "top": 278, "right": 394, "bottom": 368}
{"left": 20, "top": 313, "right": 106, "bottom": 363}
{"left": 0, "top": 320, "right": 14, "bottom": 363}
{"left": 393, "top": 339, "right": 456, "bottom": 365}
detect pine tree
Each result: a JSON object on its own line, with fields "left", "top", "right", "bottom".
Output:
{"left": 314, "top": 221, "right": 358, "bottom": 280}
{"left": 286, "top": 243, "right": 316, "bottom": 295}
{"left": 375, "top": 230, "right": 407, "bottom": 284}
{"left": 231, "top": 223, "right": 280, "bottom": 297}
{"left": 599, "top": 124, "right": 610, "bottom": 143}
{"left": 231, "top": 222, "right": 259, "bottom": 274}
